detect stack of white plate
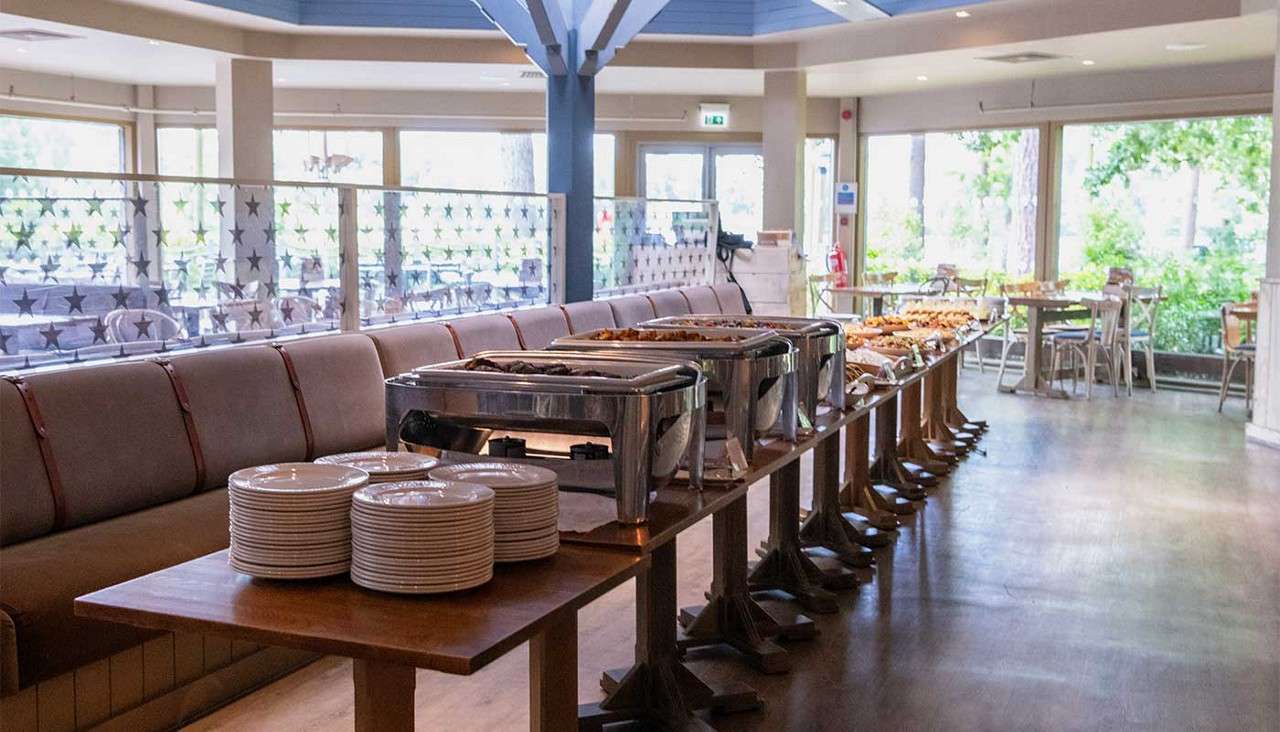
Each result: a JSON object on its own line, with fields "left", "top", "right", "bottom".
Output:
{"left": 429, "top": 462, "right": 559, "bottom": 563}
{"left": 228, "top": 463, "right": 368, "bottom": 579}
{"left": 350, "top": 481, "right": 496, "bottom": 594}
{"left": 315, "top": 451, "right": 439, "bottom": 483}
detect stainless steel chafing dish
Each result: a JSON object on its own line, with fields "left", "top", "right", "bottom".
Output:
{"left": 549, "top": 326, "right": 798, "bottom": 461}
{"left": 384, "top": 351, "right": 707, "bottom": 525}
{"left": 645, "top": 315, "right": 845, "bottom": 425}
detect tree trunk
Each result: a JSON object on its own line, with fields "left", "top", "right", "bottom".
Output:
{"left": 499, "top": 134, "right": 536, "bottom": 193}
{"left": 1011, "top": 131, "right": 1038, "bottom": 276}
{"left": 908, "top": 134, "right": 926, "bottom": 255}
{"left": 1183, "top": 166, "right": 1200, "bottom": 250}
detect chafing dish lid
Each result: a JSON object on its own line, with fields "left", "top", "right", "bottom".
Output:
{"left": 646, "top": 315, "right": 841, "bottom": 337}
{"left": 551, "top": 326, "right": 785, "bottom": 356}
{"left": 391, "top": 350, "right": 702, "bottom": 394}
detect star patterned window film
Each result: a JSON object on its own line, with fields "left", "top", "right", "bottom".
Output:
{"left": 592, "top": 198, "right": 717, "bottom": 298}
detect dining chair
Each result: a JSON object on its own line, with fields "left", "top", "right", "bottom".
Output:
{"left": 1049, "top": 296, "right": 1123, "bottom": 399}
{"left": 1107, "top": 267, "right": 1135, "bottom": 285}
{"left": 808, "top": 272, "right": 838, "bottom": 315}
{"left": 952, "top": 277, "right": 988, "bottom": 298}
{"left": 864, "top": 271, "right": 897, "bottom": 285}
{"left": 1117, "top": 285, "right": 1161, "bottom": 394}
{"left": 994, "top": 281, "right": 1046, "bottom": 390}
{"left": 1217, "top": 302, "right": 1256, "bottom": 413}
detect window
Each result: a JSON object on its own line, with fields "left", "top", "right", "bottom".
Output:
{"left": 864, "top": 128, "right": 1040, "bottom": 283}
{"left": 274, "top": 129, "right": 384, "bottom": 184}
{"left": 0, "top": 114, "right": 126, "bottom": 172}
{"left": 1057, "top": 116, "right": 1270, "bottom": 353}
{"left": 804, "top": 137, "right": 836, "bottom": 256}
{"left": 640, "top": 144, "right": 764, "bottom": 238}
{"left": 157, "top": 127, "right": 218, "bottom": 177}
{"left": 400, "top": 131, "right": 615, "bottom": 195}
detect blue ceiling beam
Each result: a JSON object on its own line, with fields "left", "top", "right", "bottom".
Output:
{"left": 577, "top": 0, "right": 673, "bottom": 75}
{"left": 469, "top": 0, "right": 569, "bottom": 73}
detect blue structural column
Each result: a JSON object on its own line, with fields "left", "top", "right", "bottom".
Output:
{"left": 546, "top": 31, "right": 596, "bottom": 304}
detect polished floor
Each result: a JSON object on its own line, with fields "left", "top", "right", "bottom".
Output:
{"left": 187, "top": 373, "right": 1280, "bottom": 731}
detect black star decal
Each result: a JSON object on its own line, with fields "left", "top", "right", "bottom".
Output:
{"left": 89, "top": 261, "right": 107, "bottom": 281}
{"left": 216, "top": 254, "right": 228, "bottom": 273}
{"left": 39, "top": 323, "right": 63, "bottom": 349}
{"left": 246, "top": 249, "right": 262, "bottom": 271}
{"left": 112, "top": 286, "right": 131, "bottom": 309}
{"left": 245, "top": 195, "right": 261, "bottom": 217}
{"left": 40, "top": 257, "right": 60, "bottom": 283}
{"left": 89, "top": 318, "right": 109, "bottom": 344}
{"left": 133, "top": 315, "right": 153, "bottom": 339}
{"left": 230, "top": 226, "right": 246, "bottom": 246}
{"left": 247, "top": 303, "right": 264, "bottom": 327}
{"left": 262, "top": 278, "right": 278, "bottom": 297}
{"left": 153, "top": 284, "right": 171, "bottom": 308}
{"left": 280, "top": 300, "right": 295, "bottom": 323}
{"left": 13, "top": 289, "right": 37, "bottom": 316}
{"left": 132, "top": 253, "right": 151, "bottom": 278}
{"left": 229, "top": 277, "right": 246, "bottom": 299}
{"left": 63, "top": 286, "right": 86, "bottom": 313}
{"left": 152, "top": 228, "right": 167, "bottom": 247}
{"left": 263, "top": 225, "right": 276, "bottom": 244}
{"left": 211, "top": 310, "right": 229, "bottom": 332}
{"left": 112, "top": 227, "right": 130, "bottom": 248}
{"left": 0, "top": 265, "right": 6, "bottom": 286}
{"left": 386, "top": 271, "right": 398, "bottom": 288}
{"left": 38, "top": 198, "right": 56, "bottom": 217}
{"left": 194, "top": 225, "right": 208, "bottom": 244}
{"left": 87, "top": 197, "right": 104, "bottom": 216}
{"left": 211, "top": 197, "right": 225, "bottom": 215}
{"left": 280, "top": 251, "right": 294, "bottom": 271}
{"left": 130, "top": 194, "right": 148, "bottom": 216}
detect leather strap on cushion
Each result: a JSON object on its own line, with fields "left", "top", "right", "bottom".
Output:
{"left": 677, "top": 290, "right": 695, "bottom": 311}
{"left": 505, "top": 314, "right": 529, "bottom": 349}
{"left": 271, "top": 343, "right": 315, "bottom": 460}
{"left": 3, "top": 376, "right": 66, "bottom": 530}
{"left": 152, "top": 358, "right": 207, "bottom": 493}
{"left": 558, "top": 305, "right": 576, "bottom": 333}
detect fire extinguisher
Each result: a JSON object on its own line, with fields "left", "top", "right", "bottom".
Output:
{"left": 827, "top": 243, "right": 848, "bottom": 288}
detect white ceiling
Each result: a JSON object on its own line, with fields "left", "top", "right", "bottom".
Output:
{"left": 0, "top": 10, "right": 1273, "bottom": 98}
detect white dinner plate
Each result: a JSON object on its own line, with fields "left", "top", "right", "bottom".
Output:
{"left": 229, "top": 463, "right": 368, "bottom": 495}
{"left": 428, "top": 462, "right": 558, "bottom": 490}
{"left": 353, "top": 481, "right": 494, "bottom": 510}
{"left": 316, "top": 451, "right": 440, "bottom": 477}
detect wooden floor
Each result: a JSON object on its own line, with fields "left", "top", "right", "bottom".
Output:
{"left": 187, "top": 372, "right": 1280, "bottom": 731}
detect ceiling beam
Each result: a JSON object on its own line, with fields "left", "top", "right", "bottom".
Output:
{"left": 469, "top": 0, "right": 569, "bottom": 74}
{"left": 577, "top": 0, "right": 674, "bottom": 75}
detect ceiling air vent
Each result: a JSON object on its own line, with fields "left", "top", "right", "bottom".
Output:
{"left": 520, "top": 70, "right": 546, "bottom": 80}
{"left": 0, "top": 28, "right": 81, "bottom": 42}
{"left": 979, "top": 52, "right": 1062, "bottom": 65}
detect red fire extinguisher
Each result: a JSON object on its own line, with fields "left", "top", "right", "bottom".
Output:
{"left": 827, "top": 243, "right": 848, "bottom": 288}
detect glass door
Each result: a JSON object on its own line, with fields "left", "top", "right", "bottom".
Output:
{"left": 641, "top": 148, "right": 707, "bottom": 200}
{"left": 711, "top": 149, "right": 764, "bottom": 238}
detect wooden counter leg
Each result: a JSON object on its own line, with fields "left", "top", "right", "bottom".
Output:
{"left": 531, "top": 610, "right": 578, "bottom": 732}
{"left": 582, "top": 541, "right": 759, "bottom": 730}
{"left": 353, "top": 659, "right": 415, "bottom": 732}
{"left": 868, "top": 395, "right": 928, "bottom": 502}
{"left": 748, "top": 461, "right": 851, "bottom": 614}
{"left": 679, "top": 494, "right": 813, "bottom": 674}
{"left": 896, "top": 379, "right": 952, "bottom": 481}
{"left": 947, "top": 355, "right": 987, "bottom": 434}
{"left": 799, "top": 430, "right": 884, "bottom": 565}
{"left": 841, "top": 413, "right": 912, "bottom": 521}
{"left": 923, "top": 364, "right": 972, "bottom": 455}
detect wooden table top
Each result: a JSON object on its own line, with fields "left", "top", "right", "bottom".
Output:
{"left": 826, "top": 283, "right": 923, "bottom": 297}
{"left": 75, "top": 546, "right": 645, "bottom": 676}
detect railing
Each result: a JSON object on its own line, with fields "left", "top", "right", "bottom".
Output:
{"left": 0, "top": 168, "right": 715, "bottom": 371}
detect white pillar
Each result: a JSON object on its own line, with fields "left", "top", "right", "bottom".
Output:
{"left": 762, "top": 70, "right": 807, "bottom": 315}
{"left": 215, "top": 58, "right": 274, "bottom": 294}
{"left": 835, "top": 96, "right": 857, "bottom": 311}
{"left": 1246, "top": 16, "right": 1280, "bottom": 448}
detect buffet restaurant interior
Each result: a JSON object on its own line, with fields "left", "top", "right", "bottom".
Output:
{"left": 1, "top": 0, "right": 1278, "bottom": 730}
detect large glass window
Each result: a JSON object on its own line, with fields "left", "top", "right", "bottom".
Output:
{"left": 274, "top": 129, "right": 384, "bottom": 184}
{"left": 640, "top": 144, "right": 765, "bottom": 237}
{"left": 157, "top": 127, "right": 218, "bottom": 177}
{"left": 0, "top": 114, "right": 126, "bottom": 172}
{"left": 864, "top": 128, "right": 1040, "bottom": 283}
{"left": 804, "top": 137, "right": 836, "bottom": 256}
{"left": 712, "top": 150, "right": 764, "bottom": 237}
{"left": 400, "top": 131, "right": 615, "bottom": 195}
{"left": 1057, "top": 116, "right": 1270, "bottom": 354}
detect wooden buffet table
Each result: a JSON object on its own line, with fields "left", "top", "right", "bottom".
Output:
{"left": 76, "top": 547, "right": 645, "bottom": 732}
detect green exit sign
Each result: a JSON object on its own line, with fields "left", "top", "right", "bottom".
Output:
{"left": 699, "top": 103, "right": 731, "bottom": 129}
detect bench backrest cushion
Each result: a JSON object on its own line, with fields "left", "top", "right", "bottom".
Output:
{"left": 680, "top": 286, "right": 721, "bottom": 314}
{"left": 282, "top": 334, "right": 387, "bottom": 455}
{"left": 507, "top": 307, "right": 571, "bottom": 350}
{"left": 446, "top": 314, "right": 521, "bottom": 356}
{"left": 22, "top": 363, "right": 198, "bottom": 531}
{"left": 647, "top": 290, "right": 692, "bottom": 318}
{"left": 561, "top": 302, "right": 615, "bottom": 333}
{"left": 171, "top": 347, "right": 307, "bottom": 489}
{"left": 1, "top": 379, "right": 58, "bottom": 545}
{"left": 608, "top": 296, "right": 657, "bottom": 327}
{"left": 712, "top": 283, "right": 749, "bottom": 314}
{"left": 367, "top": 322, "right": 460, "bottom": 377}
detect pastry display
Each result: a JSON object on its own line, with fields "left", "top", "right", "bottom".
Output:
{"left": 863, "top": 315, "right": 912, "bottom": 333}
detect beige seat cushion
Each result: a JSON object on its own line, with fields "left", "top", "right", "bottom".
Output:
{"left": 446, "top": 314, "right": 521, "bottom": 356}
{"left": 646, "top": 290, "right": 691, "bottom": 318}
{"left": 23, "top": 363, "right": 198, "bottom": 531}
{"left": 681, "top": 286, "right": 721, "bottom": 314}
{"left": 712, "top": 283, "right": 749, "bottom": 314}
{"left": 367, "top": 322, "right": 461, "bottom": 377}
{"left": 0, "top": 490, "right": 230, "bottom": 688}
{"left": 281, "top": 334, "right": 387, "bottom": 456}
{"left": 561, "top": 302, "right": 615, "bottom": 333}
{"left": 508, "top": 307, "right": 571, "bottom": 350}
{"left": 608, "top": 296, "right": 657, "bottom": 327}
{"left": 0, "top": 379, "right": 57, "bottom": 546}
{"left": 171, "top": 346, "right": 307, "bottom": 488}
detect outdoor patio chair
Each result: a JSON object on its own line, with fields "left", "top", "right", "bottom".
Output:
{"left": 1049, "top": 296, "right": 1123, "bottom": 400}
{"left": 1217, "top": 302, "right": 1256, "bottom": 413}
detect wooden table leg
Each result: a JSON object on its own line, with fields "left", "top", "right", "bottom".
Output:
{"left": 946, "top": 355, "right": 987, "bottom": 433}
{"left": 842, "top": 412, "right": 913, "bottom": 519}
{"left": 868, "top": 394, "right": 927, "bottom": 502}
{"left": 923, "top": 362, "right": 973, "bottom": 455}
{"left": 679, "top": 494, "right": 813, "bottom": 674}
{"left": 531, "top": 610, "right": 578, "bottom": 732}
{"left": 1001, "top": 306, "right": 1070, "bottom": 398}
{"left": 748, "top": 461, "right": 853, "bottom": 615}
{"left": 896, "top": 378, "right": 952, "bottom": 480}
{"left": 353, "top": 658, "right": 416, "bottom": 732}
{"left": 799, "top": 430, "right": 883, "bottom": 566}
{"left": 582, "top": 541, "right": 759, "bottom": 730}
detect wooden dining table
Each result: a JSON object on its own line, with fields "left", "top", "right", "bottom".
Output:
{"left": 76, "top": 546, "right": 645, "bottom": 732}
{"left": 999, "top": 293, "right": 1093, "bottom": 399}
{"left": 825, "top": 283, "right": 923, "bottom": 316}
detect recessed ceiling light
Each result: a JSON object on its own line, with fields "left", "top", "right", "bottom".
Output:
{"left": 1166, "top": 42, "right": 1207, "bottom": 52}
{"left": 148, "top": 39, "right": 161, "bottom": 46}
{"left": 955, "top": 10, "right": 971, "bottom": 18}
{"left": 833, "top": 0, "right": 849, "bottom": 5}
{"left": 16, "top": 47, "right": 29, "bottom": 54}
{"left": 1081, "top": 59, "right": 1096, "bottom": 66}
{"left": 916, "top": 75, "right": 929, "bottom": 81}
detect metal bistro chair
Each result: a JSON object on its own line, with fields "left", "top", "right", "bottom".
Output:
{"left": 1048, "top": 296, "right": 1123, "bottom": 400}
{"left": 1217, "top": 302, "right": 1257, "bottom": 413}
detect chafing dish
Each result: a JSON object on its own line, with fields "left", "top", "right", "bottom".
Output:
{"left": 646, "top": 315, "right": 845, "bottom": 425}
{"left": 847, "top": 347, "right": 914, "bottom": 385}
{"left": 384, "top": 351, "right": 706, "bottom": 525}
{"left": 549, "top": 326, "right": 798, "bottom": 460}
